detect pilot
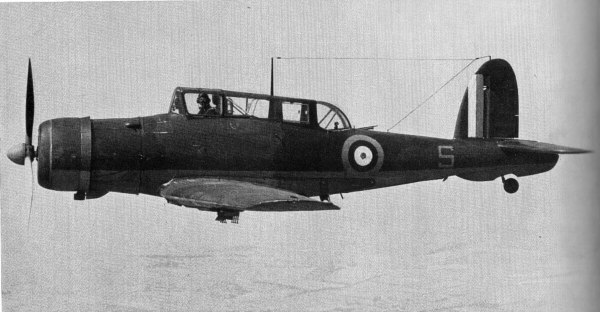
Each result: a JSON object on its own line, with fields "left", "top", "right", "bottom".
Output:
{"left": 197, "top": 93, "right": 218, "bottom": 116}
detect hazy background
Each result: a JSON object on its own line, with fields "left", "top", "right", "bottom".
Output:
{"left": 1, "top": 1, "right": 598, "bottom": 311}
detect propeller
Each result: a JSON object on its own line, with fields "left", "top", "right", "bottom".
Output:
{"left": 7, "top": 59, "right": 36, "bottom": 165}
{"left": 6, "top": 59, "right": 37, "bottom": 229}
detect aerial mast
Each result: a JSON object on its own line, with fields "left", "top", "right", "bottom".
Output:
{"left": 270, "top": 56, "right": 280, "bottom": 96}
{"left": 270, "top": 57, "right": 273, "bottom": 96}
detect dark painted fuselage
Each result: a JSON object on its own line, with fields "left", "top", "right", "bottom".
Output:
{"left": 36, "top": 112, "right": 558, "bottom": 200}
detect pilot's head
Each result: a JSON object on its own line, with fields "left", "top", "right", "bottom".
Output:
{"left": 197, "top": 93, "right": 210, "bottom": 108}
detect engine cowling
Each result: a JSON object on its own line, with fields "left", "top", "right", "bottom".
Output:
{"left": 37, "top": 117, "right": 91, "bottom": 192}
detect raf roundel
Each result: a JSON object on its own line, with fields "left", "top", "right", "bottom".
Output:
{"left": 342, "top": 135, "right": 384, "bottom": 174}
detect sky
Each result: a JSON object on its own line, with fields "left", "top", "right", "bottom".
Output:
{"left": 1, "top": 1, "right": 599, "bottom": 311}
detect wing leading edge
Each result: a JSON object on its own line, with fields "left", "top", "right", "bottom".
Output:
{"left": 160, "top": 178, "right": 340, "bottom": 213}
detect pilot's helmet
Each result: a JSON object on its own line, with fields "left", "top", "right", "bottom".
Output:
{"left": 197, "top": 93, "right": 210, "bottom": 103}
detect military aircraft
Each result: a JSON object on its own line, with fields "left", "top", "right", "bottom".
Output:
{"left": 7, "top": 59, "right": 589, "bottom": 223}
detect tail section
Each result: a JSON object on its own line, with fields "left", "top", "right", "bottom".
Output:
{"left": 453, "top": 59, "right": 589, "bottom": 189}
{"left": 454, "top": 59, "right": 518, "bottom": 139}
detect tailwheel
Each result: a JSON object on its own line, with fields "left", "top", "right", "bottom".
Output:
{"left": 215, "top": 210, "right": 240, "bottom": 224}
{"left": 501, "top": 176, "right": 519, "bottom": 194}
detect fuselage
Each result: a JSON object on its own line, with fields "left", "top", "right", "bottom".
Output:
{"left": 35, "top": 113, "right": 558, "bottom": 200}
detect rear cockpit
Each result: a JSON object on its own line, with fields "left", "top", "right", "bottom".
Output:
{"left": 169, "top": 87, "right": 351, "bottom": 130}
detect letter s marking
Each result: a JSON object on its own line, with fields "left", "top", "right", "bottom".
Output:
{"left": 438, "top": 146, "right": 454, "bottom": 168}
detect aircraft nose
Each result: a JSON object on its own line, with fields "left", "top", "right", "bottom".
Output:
{"left": 36, "top": 118, "right": 92, "bottom": 192}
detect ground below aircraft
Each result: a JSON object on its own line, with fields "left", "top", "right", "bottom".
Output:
{"left": 7, "top": 59, "right": 588, "bottom": 223}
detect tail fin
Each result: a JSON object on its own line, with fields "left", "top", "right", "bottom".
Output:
{"left": 454, "top": 59, "right": 518, "bottom": 139}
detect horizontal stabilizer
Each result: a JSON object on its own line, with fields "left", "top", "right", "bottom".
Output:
{"left": 498, "top": 139, "right": 591, "bottom": 154}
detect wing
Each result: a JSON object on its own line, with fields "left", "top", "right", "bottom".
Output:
{"left": 498, "top": 139, "right": 591, "bottom": 154}
{"left": 159, "top": 178, "right": 340, "bottom": 212}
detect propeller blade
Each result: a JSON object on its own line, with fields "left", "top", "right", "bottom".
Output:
{"left": 26, "top": 59, "right": 34, "bottom": 146}
{"left": 27, "top": 157, "right": 34, "bottom": 232}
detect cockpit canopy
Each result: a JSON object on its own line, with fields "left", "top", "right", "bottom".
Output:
{"left": 169, "top": 88, "right": 351, "bottom": 130}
